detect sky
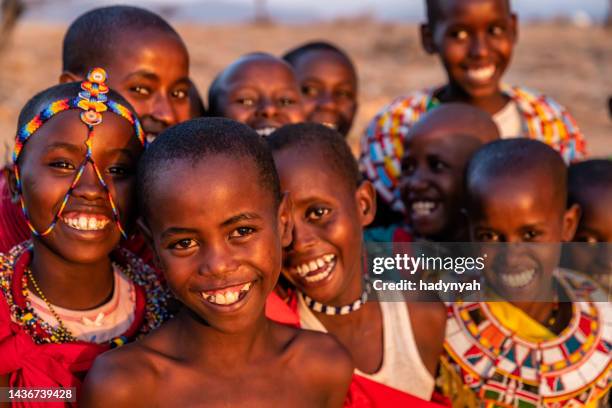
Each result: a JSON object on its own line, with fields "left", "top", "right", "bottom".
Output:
{"left": 24, "top": 0, "right": 609, "bottom": 23}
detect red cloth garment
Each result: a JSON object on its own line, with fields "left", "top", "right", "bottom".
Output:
{"left": 346, "top": 375, "right": 451, "bottom": 408}
{"left": 0, "top": 243, "right": 171, "bottom": 408}
{"left": 0, "top": 176, "right": 30, "bottom": 254}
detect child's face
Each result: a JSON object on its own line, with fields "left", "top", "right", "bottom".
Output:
{"left": 274, "top": 147, "right": 374, "bottom": 304}
{"left": 399, "top": 129, "right": 481, "bottom": 239}
{"left": 144, "top": 156, "right": 290, "bottom": 333}
{"left": 292, "top": 50, "right": 357, "bottom": 137}
{"left": 567, "top": 186, "right": 612, "bottom": 287}
{"left": 218, "top": 59, "right": 305, "bottom": 137}
{"left": 469, "top": 174, "right": 579, "bottom": 300}
{"left": 103, "top": 29, "right": 191, "bottom": 142}
{"left": 14, "top": 111, "right": 141, "bottom": 263}
{"left": 423, "top": 0, "right": 516, "bottom": 100}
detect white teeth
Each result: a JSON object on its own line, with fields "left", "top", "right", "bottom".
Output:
{"left": 255, "top": 127, "right": 276, "bottom": 137}
{"left": 202, "top": 282, "right": 253, "bottom": 306}
{"left": 321, "top": 122, "right": 338, "bottom": 130}
{"left": 63, "top": 215, "right": 110, "bottom": 231}
{"left": 500, "top": 268, "right": 536, "bottom": 288}
{"left": 467, "top": 65, "right": 495, "bottom": 82}
{"left": 292, "top": 254, "right": 336, "bottom": 280}
{"left": 412, "top": 201, "right": 436, "bottom": 216}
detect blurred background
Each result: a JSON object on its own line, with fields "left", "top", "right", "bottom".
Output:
{"left": 0, "top": 0, "right": 610, "bottom": 163}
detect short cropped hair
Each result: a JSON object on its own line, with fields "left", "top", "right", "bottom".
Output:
{"left": 568, "top": 159, "right": 612, "bottom": 205}
{"left": 425, "top": 0, "right": 511, "bottom": 26}
{"left": 282, "top": 41, "right": 355, "bottom": 71}
{"left": 62, "top": 5, "right": 183, "bottom": 76}
{"left": 466, "top": 138, "right": 567, "bottom": 209}
{"left": 137, "top": 117, "right": 282, "bottom": 218}
{"left": 266, "top": 123, "right": 361, "bottom": 189}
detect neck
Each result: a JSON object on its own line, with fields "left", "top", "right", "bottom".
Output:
{"left": 511, "top": 300, "right": 556, "bottom": 327}
{"left": 29, "top": 239, "right": 114, "bottom": 310}
{"left": 174, "top": 308, "right": 272, "bottom": 369}
{"left": 438, "top": 83, "right": 508, "bottom": 116}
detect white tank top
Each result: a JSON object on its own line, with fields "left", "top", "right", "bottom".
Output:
{"left": 298, "top": 296, "right": 435, "bottom": 400}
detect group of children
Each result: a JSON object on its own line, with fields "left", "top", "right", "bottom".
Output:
{"left": 0, "top": 0, "right": 609, "bottom": 407}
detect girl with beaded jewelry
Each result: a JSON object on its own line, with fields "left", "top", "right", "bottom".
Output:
{"left": 0, "top": 68, "right": 171, "bottom": 407}
{"left": 267, "top": 123, "right": 450, "bottom": 407}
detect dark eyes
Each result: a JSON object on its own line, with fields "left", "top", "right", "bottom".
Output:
{"left": 476, "top": 231, "right": 499, "bottom": 242}
{"left": 171, "top": 89, "right": 188, "bottom": 99}
{"left": 489, "top": 25, "right": 505, "bottom": 36}
{"left": 448, "top": 24, "right": 505, "bottom": 40}
{"left": 237, "top": 97, "right": 255, "bottom": 106}
{"left": 522, "top": 230, "right": 541, "bottom": 241}
{"left": 450, "top": 29, "right": 468, "bottom": 40}
{"left": 302, "top": 85, "right": 319, "bottom": 97}
{"left": 401, "top": 157, "right": 448, "bottom": 174}
{"left": 130, "top": 86, "right": 151, "bottom": 96}
{"left": 278, "top": 97, "right": 297, "bottom": 106}
{"left": 306, "top": 207, "right": 331, "bottom": 221}
{"left": 170, "top": 238, "right": 197, "bottom": 250}
{"left": 49, "top": 160, "right": 75, "bottom": 170}
{"left": 575, "top": 235, "right": 598, "bottom": 244}
{"left": 107, "top": 166, "right": 133, "bottom": 177}
{"left": 229, "top": 227, "right": 255, "bottom": 238}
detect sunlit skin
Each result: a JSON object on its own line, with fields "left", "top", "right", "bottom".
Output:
{"left": 61, "top": 28, "right": 192, "bottom": 142}
{"left": 468, "top": 170, "right": 579, "bottom": 330}
{"left": 8, "top": 110, "right": 142, "bottom": 310}
{"left": 566, "top": 185, "right": 612, "bottom": 289}
{"left": 212, "top": 55, "right": 305, "bottom": 135}
{"left": 421, "top": 0, "right": 517, "bottom": 115}
{"left": 291, "top": 50, "right": 357, "bottom": 136}
{"left": 399, "top": 104, "right": 499, "bottom": 241}
{"left": 274, "top": 145, "right": 446, "bottom": 377}
{"left": 80, "top": 155, "right": 352, "bottom": 408}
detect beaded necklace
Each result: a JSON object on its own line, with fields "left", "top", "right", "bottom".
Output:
{"left": 0, "top": 241, "right": 171, "bottom": 346}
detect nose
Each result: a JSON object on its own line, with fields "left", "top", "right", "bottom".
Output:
{"left": 469, "top": 33, "right": 490, "bottom": 59}
{"left": 257, "top": 97, "right": 277, "bottom": 119}
{"left": 199, "top": 241, "right": 240, "bottom": 277}
{"left": 71, "top": 161, "right": 106, "bottom": 202}
{"left": 404, "top": 167, "right": 429, "bottom": 192}
{"left": 151, "top": 92, "right": 176, "bottom": 126}
{"left": 291, "top": 219, "right": 319, "bottom": 253}
{"left": 317, "top": 91, "right": 336, "bottom": 110}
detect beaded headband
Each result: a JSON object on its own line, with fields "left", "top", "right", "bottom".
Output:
{"left": 13, "top": 67, "right": 145, "bottom": 239}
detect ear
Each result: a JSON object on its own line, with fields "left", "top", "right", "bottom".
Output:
{"left": 5, "top": 167, "right": 19, "bottom": 203}
{"left": 561, "top": 204, "right": 580, "bottom": 242}
{"left": 59, "top": 71, "right": 80, "bottom": 84}
{"left": 420, "top": 23, "right": 437, "bottom": 55}
{"left": 510, "top": 13, "right": 519, "bottom": 43}
{"left": 277, "top": 192, "right": 294, "bottom": 248}
{"left": 355, "top": 180, "right": 376, "bottom": 227}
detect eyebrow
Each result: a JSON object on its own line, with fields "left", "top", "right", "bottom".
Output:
{"left": 161, "top": 227, "right": 200, "bottom": 240}
{"left": 107, "top": 148, "right": 136, "bottom": 160}
{"left": 125, "top": 70, "right": 159, "bottom": 82}
{"left": 221, "top": 212, "right": 262, "bottom": 227}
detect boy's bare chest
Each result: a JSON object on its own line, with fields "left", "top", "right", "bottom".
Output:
{"left": 150, "top": 364, "right": 325, "bottom": 407}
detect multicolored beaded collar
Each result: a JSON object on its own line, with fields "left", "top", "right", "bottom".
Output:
{"left": 12, "top": 68, "right": 145, "bottom": 239}
{"left": 0, "top": 241, "right": 171, "bottom": 346}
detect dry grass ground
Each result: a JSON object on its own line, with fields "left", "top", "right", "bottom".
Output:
{"left": 0, "top": 20, "right": 610, "bottom": 164}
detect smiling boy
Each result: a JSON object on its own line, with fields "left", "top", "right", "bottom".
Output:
{"left": 360, "top": 0, "right": 586, "bottom": 224}
{"left": 81, "top": 118, "right": 352, "bottom": 408}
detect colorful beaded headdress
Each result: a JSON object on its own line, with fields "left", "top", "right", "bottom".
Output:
{"left": 13, "top": 67, "right": 145, "bottom": 239}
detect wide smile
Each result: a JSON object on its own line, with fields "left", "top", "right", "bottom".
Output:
{"left": 410, "top": 200, "right": 440, "bottom": 217}
{"left": 200, "top": 281, "right": 255, "bottom": 310}
{"left": 255, "top": 127, "right": 277, "bottom": 137}
{"left": 290, "top": 254, "right": 337, "bottom": 284}
{"left": 499, "top": 267, "right": 537, "bottom": 289}
{"left": 465, "top": 64, "right": 496, "bottom": 84}
{"left": 61, "top": 212, "right": 112, "bottom": 232}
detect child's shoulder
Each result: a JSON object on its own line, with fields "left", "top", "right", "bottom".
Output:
{"left": 273, "top": 322, "right": 353, "bottom": 386}
{"left": 367, "top": 88, "right": 435, "bottom": 127}
{"left": 80, "top": 336, "right": 167, "bottom": 407}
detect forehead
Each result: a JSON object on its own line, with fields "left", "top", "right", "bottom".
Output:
{"left": 435, "top": 0, "right": 510, "bottom": 21}
{"left": 21, "top": 110, "right": 138, "bottom": 157}
{"left": 147, "top": 155, "right": 276, "bottom": 226}
{"left": 274, "top": 146, "right": 352, "bottom": 201}
{"left": 105, "top": 28, "right": 189, "bottom": 81}
{"left": 223, "top": 58, "right": 297, "bottom": 89}
{"left": 405, "top": 125, "right": 480, "bottom": 155}
{"left": 293, "top": 50, "right": 355, "bottom": 78}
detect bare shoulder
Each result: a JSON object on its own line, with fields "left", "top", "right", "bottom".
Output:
{"left": 80, "top": 342, "right": 158, "bottom": 408}
{"left": 275, "top": 324, "right": 353, "bottom": 391}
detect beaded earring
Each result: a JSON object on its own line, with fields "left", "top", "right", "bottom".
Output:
{"left": 12, "top": 67, "right": 145, "bottom": 239}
